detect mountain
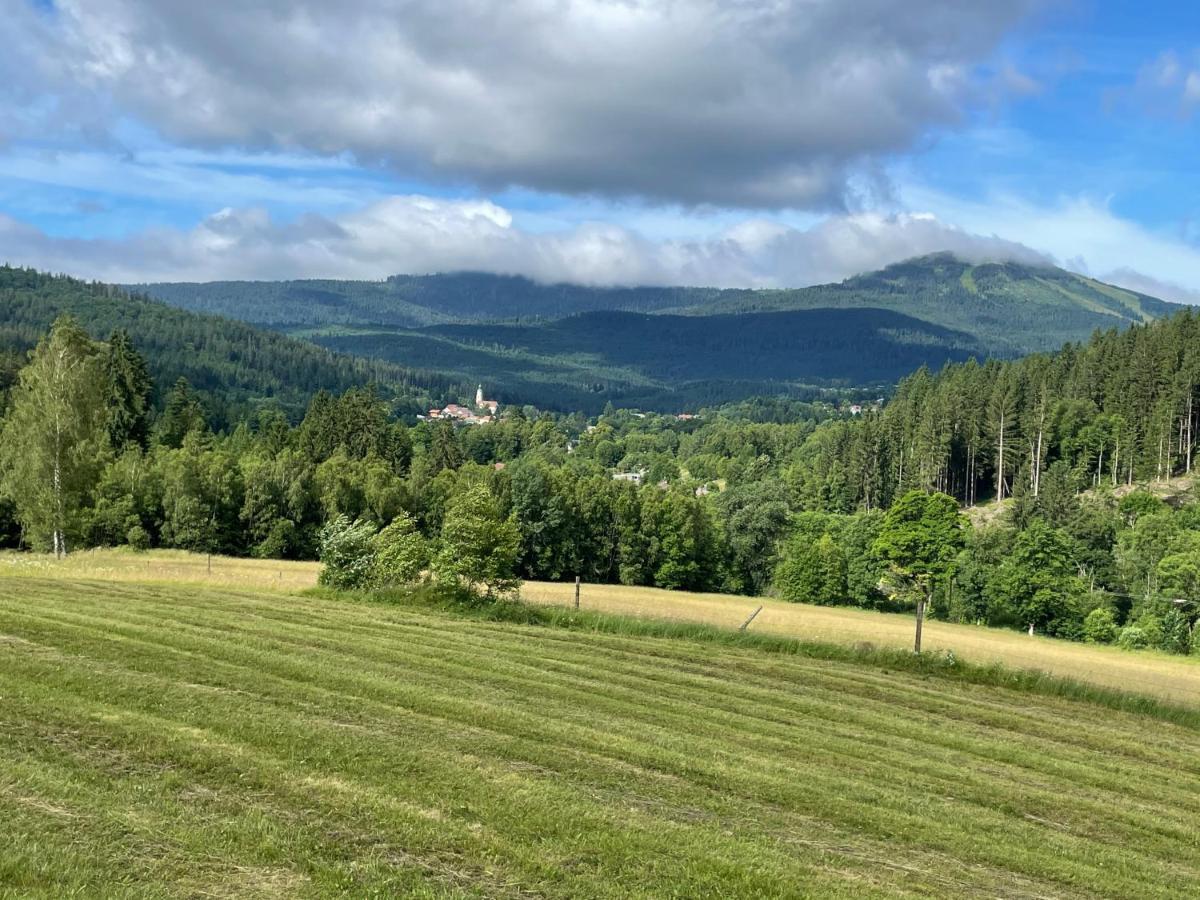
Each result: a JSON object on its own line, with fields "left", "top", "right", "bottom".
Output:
{"left": 122, "top": 254, "right": 1182, "bottom": 413}
{"left": 668, "top": 254, "right": 1178, "bottom": 355}
{"left": 135, "top": 254, "right": 1177, "bottom": 356}
{"left": 310, "top": 307, "right": 984, "bottom": 413}
{"left": 0, "top": 266, "right": 461, "bottom": 423}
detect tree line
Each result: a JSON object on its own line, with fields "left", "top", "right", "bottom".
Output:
{"left": 1, "top": 313, "right": 1198, "bottom": 654}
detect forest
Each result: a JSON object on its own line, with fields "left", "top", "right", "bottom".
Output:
{"left": 136, "top": 255, "right": 1175, "bottom": 412}
{"left": 0, "top": 266, "right": 465, "bottom": 425}
{"left": 2, "top": 302, "right": 1199, "bottom": 655}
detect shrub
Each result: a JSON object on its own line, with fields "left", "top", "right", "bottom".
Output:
{"left": 433, "top": 484, "right": 521, "bottom": 600}
{"left": 317, "top": 515, "right": 377, "bottom": 590}
{"left": 1082, "top": 607, "right": 1118, "bottom": 644}
{"left": 1117, "top": 625, "right": 1149, "bottom": 651}
{"left": 254, "top": 518, "right": 297, "bottom": 560}
{"left": 371, "top": 513, "right": 427, "bottom": 588}
{"left": 1159, "top": 608, "right": 1192, "bottom": 655}
{"left": 1192, "top": 624, "right": 1200, "bottom": 656}
{"left": 125, "top": 524, "right": 150, "bottom": 551}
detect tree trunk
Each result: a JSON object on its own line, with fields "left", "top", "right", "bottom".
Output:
{"left": 914, "top": 594, "right": 927, "bottom": 654}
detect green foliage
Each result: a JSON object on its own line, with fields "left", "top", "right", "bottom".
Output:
{"left": 873, "top": 491, "right": 966, "bottom": 605}
{"left": 0, "top": 316, "right": 109, "bottom": 554}
{"left": 774, "top": 532, "right": 847, "bottom": 605}
{"left": 433, "top": 484, "right": 521, "bottom": 599}
{"left": 989, "top": 520, "right": 1086, "bottom": 635}
{"left": 1082, "top": 607, "right": 1118, "bottom": 644}
{"left": 317, "top": 515, "right": 378, "bottom": 590}
{"left": 1117, "top": 625, "right": 1150, "bottom": 651}
{"left": 1159, "top": 608, "right": 1192, "bottom": 655}
{"left": 371, "top": 512, "right": 427, "bottom": 588}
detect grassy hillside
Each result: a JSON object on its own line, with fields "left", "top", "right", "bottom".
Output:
{"left": 308, "top": 307, "right": 982, "bottom": 412}
{"left": 2, "top": 574, "right": 1199, "bottom": 898}
{"left": 0, "top": 267, "right": 463, "bottom": 421}
{"left": 6, "top": 550, "right": 1199, "bottom": 705}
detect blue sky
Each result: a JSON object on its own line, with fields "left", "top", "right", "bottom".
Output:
{"left": 0, "top": 0, "right": 1197, "bottom": 297}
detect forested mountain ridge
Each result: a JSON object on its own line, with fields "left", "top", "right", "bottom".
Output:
{"left": 0, "top": 266, "right": 463, "bottom": 423}
{"left": 673, "top": 254, "right": 1177, "bottom": 355}
{"left": 136, "top": 254, "right": 1177, "bottom": 356}
{"left": 131, "top": 255, "right": 1180, "bottom": 411}
{"left": 311, "top": 307, "right": 984, "bottom": 413}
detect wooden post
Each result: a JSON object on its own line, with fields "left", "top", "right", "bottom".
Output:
{"left": 574, "top": 576, "right": 581, "bottom": 610}
{"left": 914, "top": 597, "right": 926, "bottom": 654}
{"left": 740, "top": 606, "right": 763, "bottom": 632}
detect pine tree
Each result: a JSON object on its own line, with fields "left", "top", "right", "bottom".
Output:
{"left": 104, "top": 330, "right": 153, "bottom": 451}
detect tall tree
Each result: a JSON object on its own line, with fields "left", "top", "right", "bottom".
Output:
{"left": 104, "top": 329, "right": 154, "bottom": 451}
{"left": 0, "top": 316, "right": 108, "bottom": 555}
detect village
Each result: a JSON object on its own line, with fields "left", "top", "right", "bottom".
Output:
{"left": 424, "top": 385, "right": 500, "bottom": 425}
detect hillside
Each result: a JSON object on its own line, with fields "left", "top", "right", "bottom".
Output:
{"left": 3, "top": 574, "right": 1198, "bottom": 897}
{"left": 0, "top": 266, "right": 463, "bottom": 421}
{"left": 132, "top": 255, "right": 1179, "bottom": 412}
{"left": 309, "top": 307, "right": 983, "bottom": 412}
{"left": 137, "top": 254, "right": 1176, "bottom": 357}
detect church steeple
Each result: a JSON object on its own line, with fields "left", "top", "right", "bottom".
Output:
{"left": 475, "top": 384, "right": 484, "bottom": 407}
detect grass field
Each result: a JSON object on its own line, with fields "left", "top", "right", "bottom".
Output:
{"left": 2, "top": 575, "right": 1199, "bottom": 898}
{"left": 5, "top": 549, "right": 1199, "bottom": 707}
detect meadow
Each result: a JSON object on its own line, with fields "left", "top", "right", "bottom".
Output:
{"left": 5, "top": 550, "right": 1197, "bottom": 706}
{"left": 2, "top": 571, "right": 1199, "bottom": 898}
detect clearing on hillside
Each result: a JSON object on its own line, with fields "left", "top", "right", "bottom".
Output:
{"left": 1, "top": 577, "right": 1198, "bottom": 898}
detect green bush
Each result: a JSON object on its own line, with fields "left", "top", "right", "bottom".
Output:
{"left": 371, "top": 512, "right": 427, "bottom": 588}
{"left": 1159, "top": 608, "right": 1192, "bottom": 655}
{"left": 1192, "top": 624, "right": 1200, "bottom": 656}
{"left": 317, "top": 515, "right": 377, "bottom": 590}
{"left": 1082, "top": 607, "right": 1118, "bottom": 644}
{"left": 125, "top": 524, "right": 150, "bottom": 551}
{"left": 1117, "top": 625, "right": 1149, "bottom": 651}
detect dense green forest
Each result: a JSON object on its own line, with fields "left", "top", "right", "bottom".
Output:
{"left": 0, "top": 267, "right": 464, "bottom": 424}
{"left": 308, "top": 307, "right": 979, "bottom": 413}
{"left": 2, "top": 305, "right": 1199, "bottom": 654}
{"left": 139, "top": 254, "right": 1173, "bottom": 352}
{"left": 136, "top": 255, "right": 1177, "bottom": 412}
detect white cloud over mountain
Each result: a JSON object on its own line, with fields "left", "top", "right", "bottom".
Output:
{"left": 0, "top": 195, "right": 1049, "bottom": 287}
{"left": 17, "top": 0, "right": 1039, "bottom": 208}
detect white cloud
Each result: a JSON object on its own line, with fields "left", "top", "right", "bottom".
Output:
{"left": 1126, "top": 49, "right": 1200, "bottom": 117}
{"left": 900, "top": 185, "right": 1200, "bottom": 300}
{"left": 0, "top": 194, "right": 1050, "bottom": 287}
{"left": 18, "top": 0, "right": 1040, "bottom": 208}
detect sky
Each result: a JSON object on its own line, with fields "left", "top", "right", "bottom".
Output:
{"left": 1, "top": 0, "right": 1198, "bottom": 298}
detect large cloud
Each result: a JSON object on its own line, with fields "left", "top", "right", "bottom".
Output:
{"left": 0, "top": 195, "right": 1049, "bottom": 287}
{"left": 24, "top": 0, "right": 1039, "bottom": 208}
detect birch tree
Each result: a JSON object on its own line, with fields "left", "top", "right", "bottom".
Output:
{"left": 0, "top": 317, "right": 107, "bottom": 555}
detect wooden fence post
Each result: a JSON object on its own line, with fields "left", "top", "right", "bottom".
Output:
{"left": 740, "top": 606, "right": 763, "bottom": 632}
{"left": 914, "top": 597, "right": 926, "bottom": 654}
{"left": 574, "top": 576, "right": 581, "bottom": 610}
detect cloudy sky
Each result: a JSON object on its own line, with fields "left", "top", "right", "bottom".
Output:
{"left": 2, "top": 0, "right": 1198, "bottom": 297}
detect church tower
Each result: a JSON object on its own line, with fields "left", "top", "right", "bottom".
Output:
{"left": 475, "top": 384, "right": 484, "bottom": 408}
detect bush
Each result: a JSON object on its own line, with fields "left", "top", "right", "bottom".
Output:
{"left": 1192, "top": 624, "right": 1200, "bottom": 656}
{"left": 1117, "top": 625, "right": 1149, "bottom": 651}
{"left": 1159, "top": 608, "right": 1192, "bottom": 655}
{"left": 125, "top": 524, "right": 150, "bottom": 551}
{"left": 317, "top": 515, "right": 377, "bottom": 590}
{"left": 254, "top": 518, "right": 297, "bottom": 560}
{"left": 371, "top": 513, "right": 427, "bottom": 588}
{"left": 1082, "top": 607, "right": 1118, "bottom": 644}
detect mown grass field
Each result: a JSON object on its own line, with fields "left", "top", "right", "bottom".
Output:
{"left": 2, "top": 572, "right": 1200, "bottom": 897}
{"left": 6, "top": 549, "right": 1200, "bottom": 706}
